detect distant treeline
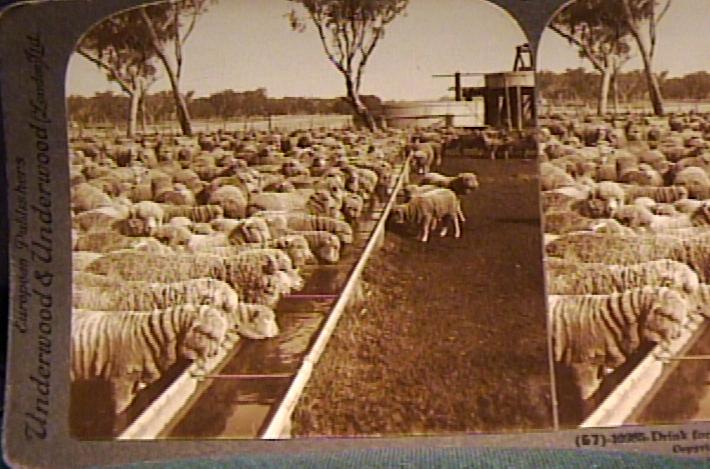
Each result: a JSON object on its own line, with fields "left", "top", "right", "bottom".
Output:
{"left": 68, "top": 87, "right": 384, "bottom": 126}
{"left": 538, "top": 68, "right": 710, "bottom": 104}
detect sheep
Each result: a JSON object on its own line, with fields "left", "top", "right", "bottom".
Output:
{"left": 247, "top": 191, "right": 310, "bottom": 214}
{"left": 540, "top": 162, "right": 575, "bottom": 190}
{"left": 419, "top": 171, "right": 480, "bottom": 195}
{"left": 71, "top": 183, "right": 113, "bottom": 213}
{"left": 341, "top": 193, "right": 365, "bottom": 223}
{"left": 186, "top": 233, "right": 230, "bottom": 252}
{"left": 157, "top": 184, "right": 197, "bottom": 206}
{"left": 257, "top": 212, "right": 354, "bottom": 245}
{"left": 113, "top": 217, "right": 153, "bottom": 237}
{"left": 130, "top": 201, "right": 164, "bottom": 231}
{"left": 621, "top": 184, "right": 689, "bottom": 203}
{"left": 73, "top": 208, "right": 125, "bottom": 233}
{"left": 71, "top": 305, "right": 228, "bottom": 414}
{"left": 73, "top": 252, "right": 103, "bottom": 271}
{"left": 84, "top": 250, "right": 289, "bottom": 306}
{"left": 674, "top": 166, "right": 710, "bottom": 198}
{"left": 227, "top": 217, "right": 272, "bottom": 244}
{"left": 549, "top": 286, "right": 688, "bottom": 400}
{"left": 546, "top": 259, "right": 700, "bottom": 295}
{"left": 208, "top": 185, "right": 248, "bottom": 219}
{"left": 546, "top": 231, "right": 710, "bottom": 282}
{"left": 390, "top": 187, "right": 465, "bottom": 242}
{"left": 297, "top": 231, "right": 342, "bottom": 264}
{"left": 74, "top": 232, "right": 169, "bottom": 254}
{"left": 189, "top": 233, "right": 314, "bottom": 267}
{"left": 73, "top": 278, "right": 240, "bottom": 318}
{"left": 151, "top": 225, "right": 192, "bottom": 247}
{"left": 613, "top": 203, "right": 710, "bottom": 232}
{"left": 543, "top": 210, "right": 618, "bottom": 235}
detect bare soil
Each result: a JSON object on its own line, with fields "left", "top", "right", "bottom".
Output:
{"left": 292, "top": 157, "right": 554, "bottom": 437}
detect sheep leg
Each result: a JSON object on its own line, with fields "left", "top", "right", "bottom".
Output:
{"left": 111, "top": 379, "right": 137, "bottom": 415}
{"left": 420, "top": 216, "right": 431, "bottom": 242}
{"left": 570, "top": 363, "right": 603, "bottom": 401}
{"left": 439, "top": 218, "right": 448, "bottom": 237}
{"left": 452, "top": 212, "right": 461, "bottom": 238}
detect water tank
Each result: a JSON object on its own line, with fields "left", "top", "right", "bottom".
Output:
{"left": 383, "top": 100, "right": 485, "bottom": 129}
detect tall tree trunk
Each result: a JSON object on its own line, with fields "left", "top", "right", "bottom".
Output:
{"left": 597, "top": 67, "right": 612, "bottom": 116}
{"left": 163, "top": 64, "right": 192, "bottom": 136}
{"left": 345, "top": 77, "right": 377, "bottom": 131}
{"left": 139, "top": 8, "right": 193, "bottom": 136}
{"left": 621, "top": 0, "right": 664, "bottom": 116}
{"left": 127, "top": 90, "right": 139, "bottom": 138}
{"left": 638, "top": 46, "right": 664, "bottom": 115}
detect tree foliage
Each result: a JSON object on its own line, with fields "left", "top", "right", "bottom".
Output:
{"left": 618, "top": 0, "right": 672, "bottom": 115}
{"left": 538, "top": 68, "right": 709, "bottom": 107}
{"left": 288, "top": 0, "right": 408, "bottom": 130}
{"left": 76, "top": 0, "right": 215, "bottom": 136}
{"left": 67, "top": 88, "right": 382, "bottom": 127}
{"left": 137, "top": 0, "right": 216, "bottom": 136}
{"left": 549, "top": 0, "right": 633, "bottom": 115}
{"left": 77, "top": 10, "right": 160, "bottom": 136}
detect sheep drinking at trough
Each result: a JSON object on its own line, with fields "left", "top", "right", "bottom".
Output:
{"left": 71, "top": 305, "right": 229, "bottom": 414}
{"left": 548, "top": 286, "right": 689, "bottom": 400}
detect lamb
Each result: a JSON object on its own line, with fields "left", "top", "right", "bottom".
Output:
{"left": 390, "top": 187, "right": 465, "bottom": 242}
{"left": 549, "top": 286, "right": 688, "bottom": 399}
{"left": 71, "top": 304, "right": 228, "bottom": 414}
{"left": 419, "top": 171, "right": 479, "bottom": 195}
{"left": 546, "top": 259, "right": 700, "bottom": 295}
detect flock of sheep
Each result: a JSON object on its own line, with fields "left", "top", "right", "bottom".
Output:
{"left": 540, "top": 111, "right": 710, "bottom": 407}
{"left": 68, "top": 125, "right": 452, "bottom": 419}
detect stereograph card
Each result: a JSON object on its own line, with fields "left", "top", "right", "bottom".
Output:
{"left": 2, "top": 0, "right": 710, "bottom": 466}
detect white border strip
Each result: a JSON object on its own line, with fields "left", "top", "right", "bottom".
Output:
{"left": 260, "top": 158, "right": 411, "bottom": 439}
{"left": 581, "top": 320, "right": 706, "bottom": 428}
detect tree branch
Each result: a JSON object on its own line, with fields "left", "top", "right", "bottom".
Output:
{"left": 309, "top": 10, "right": 347, "bottom": 77}
{"left": 549, "top": 23, "right": 605, "bottom": 72}
{"left": 76, "top": 47, "right": 134, "bottom": 95}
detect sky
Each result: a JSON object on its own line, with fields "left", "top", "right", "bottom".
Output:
{"left": 66, "top": 0, "right": 527, "bottom": 101}
{"left": 538, "top": 0, "right": 710, "bottom": 77}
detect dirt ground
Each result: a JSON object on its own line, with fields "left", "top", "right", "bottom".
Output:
{"left": 292, "top": 156, "right": 554, "bottom": 437}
